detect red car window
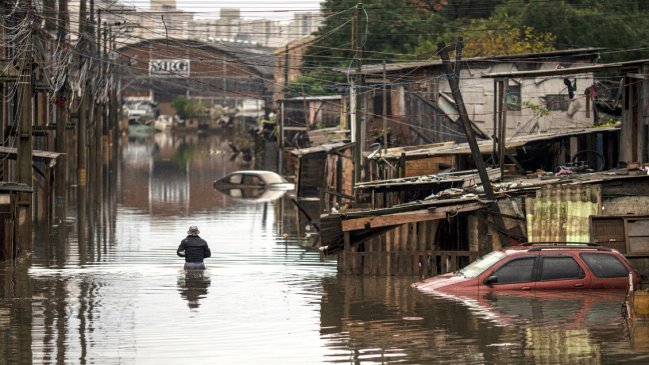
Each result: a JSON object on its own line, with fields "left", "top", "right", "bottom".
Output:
{"left": 490, "top": 257, "right": 535, "bottom": 284}
{"left": 580, "top": 253, "right": 629, "bottom": 278}
{"left": 540, "top": 256, "right": 585, "bottom": 281}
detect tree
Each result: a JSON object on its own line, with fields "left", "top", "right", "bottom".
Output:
{"left": 518, "top": 0, "right": 649, "bottom": 61}
{"left": 415, "top": 14, "right": 555, "bottom": 57}
{"left": 171, "top": 96, "right": 204, "bottom": 120}
{"left": 300, "top": 0, "right": 447, "bottom": 94}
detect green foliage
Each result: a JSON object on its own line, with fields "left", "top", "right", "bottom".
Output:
{"left": 520, "top": 101, "right": 550, "bottom": 118}
{"left": 301, "top": 0, "right": 649, "bottom": 90}
{"left": 518, "top": 0, "right": 649, "bottom": 61}
{"left": 286, "top": 70, "right": 347, "bottom": 97}
{"left": 414, "top": 15, "right": 555, "bottom": 57}
{"left": 171, "top": 96, "right": 204, "bottom": 119}
{"left": 303, "top": 0, "right": 442, "bottom": 69}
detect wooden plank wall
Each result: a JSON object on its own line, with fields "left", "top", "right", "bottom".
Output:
{"left": 323, "top": 147, "right": 354, "bottom": 212}
{"left": 339, "top": 220, "right": 476, "bottom": 276}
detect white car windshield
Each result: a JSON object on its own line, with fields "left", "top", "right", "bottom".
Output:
{"left": 457, "top": 250, "right": 507, "bottom": 278}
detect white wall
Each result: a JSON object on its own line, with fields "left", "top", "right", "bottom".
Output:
{"left": 438, "top": 62, "right": 595, "bottom": 138}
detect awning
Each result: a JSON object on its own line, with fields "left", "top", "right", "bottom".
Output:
{"left": 0, "top": 146, "right": 64, "bottom": 165}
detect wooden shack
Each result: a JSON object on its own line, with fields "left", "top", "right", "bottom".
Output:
{"left": 0, "top": 183, "right": 32, "bottom": 261}
{"left": 322, "top": 169, "right": 649, "bottom": 278}
{"left": 484, "top": 58, "right": 649, "bottom": 166}
{"left": 291, "top": 142, "right": 354, "bottom": 208}
{"left": 281, "top": 95, "right": 345, "bottom": 130}
{"left": 322, "top": 198, "right": 489, "bottom": 276}
{"left": 365, "top": 127, "right": 620, "bottom": 181}
{"left": 341, "top": 48, "right": 602, "bottom": 149}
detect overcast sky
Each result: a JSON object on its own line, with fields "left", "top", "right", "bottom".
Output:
{"left": 122, "top": 0, "right": 325, "bottom": 21}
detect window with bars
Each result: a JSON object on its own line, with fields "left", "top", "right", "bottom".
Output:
{"left": 544, "top": 94, "right": 571, "bottom": 111}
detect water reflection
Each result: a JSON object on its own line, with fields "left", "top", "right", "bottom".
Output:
{"left": 214, "top": 187, "right": 287, "bottom": 203}
{"left": 1, "top": 133, "right": 647, "bottom": 364}
{"left": 318, "top": 276, "right": 648, "bottom": 364}
{"left": 177, "top": 270, "right": 211, "bottom": 310}
{"left": 0, "top": 264, "right": 32, "bottom": 364}
{"left": 120, "top": 132, "right": 239, "bottom": 215}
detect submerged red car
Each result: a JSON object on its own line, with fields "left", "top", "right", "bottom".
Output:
{"left": 412, "top": 243, "right": 640, "bottom": 292}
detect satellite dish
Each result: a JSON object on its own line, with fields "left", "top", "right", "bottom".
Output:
{"left": 367, "top": 142, "right": 382, "bottom": 159}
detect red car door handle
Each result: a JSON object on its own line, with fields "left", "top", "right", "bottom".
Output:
{"left": 574, "top": 284, "right": 584, "bottom": 288}
{"left": 521, "top": 286, "right": 531, "bottom": 290}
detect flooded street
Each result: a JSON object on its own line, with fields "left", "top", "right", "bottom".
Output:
{"left": 1, "top": 134, "right": 648, "bottom": 364}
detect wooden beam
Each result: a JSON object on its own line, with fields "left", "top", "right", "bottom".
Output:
{"left": 627, "top": 73, "right": 649, "bottom": 80}
{"left": 342, "top": 202, "right": 484, "bottom": 231}
{"left": 282, "top": 126, "right": 309, "bottom": 132}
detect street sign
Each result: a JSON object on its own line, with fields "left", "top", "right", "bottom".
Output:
{"left": 148, "top": 59, "right": 190, "bottom": 77}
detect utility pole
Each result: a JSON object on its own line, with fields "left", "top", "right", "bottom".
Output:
{"left": 351, "top": 2, "right": 364, "bottom": 186}
{"left": 94, "top": 11, "right": 105, "bottom": 238}
{"left": 437, "top": 39, "right": 509, "bottom": 251}
{"left": 77, "top": 0, "right": 88, "bottom": 239}
{"left": 16, "top": 0, "right": 34, "bottom": 257}
{"left": 382, "top": 60, "right": 387, "bottom": 154}
{"left": 279, "top": 101, "right": 284, "bottom": 176}
{"left": 279, "top": 44, "right": 289, "bottom": 176}
{"left": 55, "top": 0, "right": 69, "bottom": 222}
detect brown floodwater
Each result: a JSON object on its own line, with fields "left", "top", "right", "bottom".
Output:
{"left": 1, "top": 133, "right": 648, "bottom": 364}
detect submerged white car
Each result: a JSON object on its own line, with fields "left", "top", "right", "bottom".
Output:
{"left": 213, "top": 170, "right": 294, "bottom": 202}
{"left": 213, "top": 170, "right": 294, "bottom": 191}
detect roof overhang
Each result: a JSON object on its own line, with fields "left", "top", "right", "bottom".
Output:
{"left": 0, "top": 146, "right": 64, "bottom": 165}
{"left": 483, "top": 59, "right": 649, "bottom": 79}
{"left": 373, "top": 127, "right": 619, "bottom": 160}
{"left": 341, "top": 200, "right": 485, "bottom": 232}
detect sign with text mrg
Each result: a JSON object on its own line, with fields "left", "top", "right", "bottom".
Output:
{"left": 148, "top": 59, "right": 190, "bottom": 77}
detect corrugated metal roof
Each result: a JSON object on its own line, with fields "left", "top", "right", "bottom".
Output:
{"left": 338, "top": 48, "right": 605, "bottom": 75}
{"left": 0, "top": 182, "right": 32, "bottom": 193}
{"left": 290, "top": 141, "right": 351, "bottom": 156}
{"left": 280, "top": 95, "right": 342, "bottom": 102}
{"left": 483, "top": 58, "right": 649, "bottom": 78}
{"left": 0, "top": 146, "right": 64, "bottom": 162}
{"left": 371, "top": 127, "right": 619, "bottom": 160}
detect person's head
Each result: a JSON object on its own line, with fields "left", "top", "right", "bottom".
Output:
{"left": 187, "top": 225, "right": 200, "bottom": 236}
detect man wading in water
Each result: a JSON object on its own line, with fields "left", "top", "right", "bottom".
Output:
{"left": 177, "top": 226, "right": 211, "bottom": 269}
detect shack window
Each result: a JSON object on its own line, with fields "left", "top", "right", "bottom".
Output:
{"left": 372, "top": 90, "right": 391, "bottom": 116}
{"left": 545, "top": 94, "right": 571, "bottom": 111}
{"left": 540, "top": 256, "right": 585, "bottom": 281}
{"left": 492, "top": 257, "right": 535, "bottom": 284}
{"left": 507, "top": 84, "right": 521, "bottom": 111}
{"left": 590, "top": 216, "right": 649, "bottom": 256}
{"left": 580, "top": 253, "right": 629, "bottom": 278}
{"left": 627, "top": 219, "right": 649, "bottom": 254}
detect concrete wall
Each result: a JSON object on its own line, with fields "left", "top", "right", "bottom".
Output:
{"left": 438, "top": 64, "right": 595, "bottom": 137}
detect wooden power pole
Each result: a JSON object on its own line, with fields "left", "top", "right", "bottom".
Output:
{"left": 55, "top": 0, "right": 69, "bottom": 222}
{"left": 77, "top": 0, "right": 88, "bottom": 237}
{"left": 352, "top": 2, "right": 364, "bottom": 186}
{"left": 437, "top": 40, "right": 510, "bottom": 251}
{"left": 16, "top": 1, "right": 34, "bottom": 257}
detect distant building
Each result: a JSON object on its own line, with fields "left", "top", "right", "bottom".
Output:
{"left": 69, "top": 2, "right": 322, "bottom": 48}
{"left": 118, "top": 38, "right": 274, "bottom": 113}
{"left": 273, "top": 35, "right": 316, "bottom": 103}
{"left": 291, "top": 12, "right": 322, "bottom": 37}
{"left": 150, "top": 0, "right": 176, "bottom": 11}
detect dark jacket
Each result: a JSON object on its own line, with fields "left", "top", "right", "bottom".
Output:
{"left": 177, "top": 235, "right": 211, "bottom": 263}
